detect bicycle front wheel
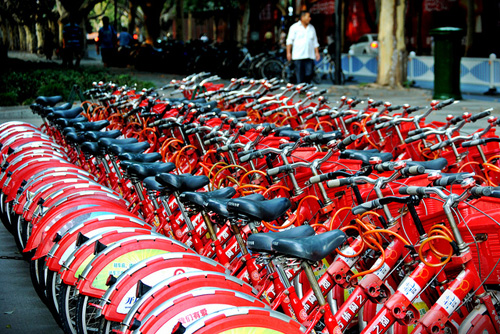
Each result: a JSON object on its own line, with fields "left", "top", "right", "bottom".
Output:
{"left": 260, "top": 59, "right": 285, "bottom": 80}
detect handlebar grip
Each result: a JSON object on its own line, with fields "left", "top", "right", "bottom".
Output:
{"left": 405, "top": 133, "right": 426, "bottom": 144}
{"left": 374, "top": 162, "right": 395, "bottom": 172}
{"left": 338, "top": 134, "right": 357, "bottom": 150}
{"left": 309, "top": 174, "right": 329, "bottom": 184}
{"left": 218, "top": 145, "right": 230, "bottom": 152}
{"left": 365, "top": 119, "right": 377, "bottom": 126}
{"left": 240, "top": 151, "right": 264, "bottom": 163}
{"left": 461, "top": 139, "right": 485, "bottom": 148}
{"left": 203, "top": 138, "right": 217, "bottom": 146}
{"left": 262, "top": 124, "right": 276, "bottom": 136}
{"left": 350, "top": 98, "right": 362, "bottom": 108}
{"left": 387, "top": 105, "right": 402, "bottom": 112}
{"left": 314, "top": 89, "right": 327, "bottom": 97}
{"left": 327, "top": 178, "right": 351, "bottom": 188}
{"left": 450, "top": 115, "right": 462, "bottom": 125}
{"left": 429, "top": 142, "right": 441, "bottom": 152}
{"left": 304, "top": 133, "right": 323, "bottom": 143}
{"left": 436, "top": 98, "right": 455, "bottom": 109}
{"left": 238, "top": 125, "right": 249, "bottom": 135}
{"left": 470, "top": 110, "right": 492, "bottom": 122}
{"left": 344, "top": 116, "right": 360, "bottom": 125}
{"left": 399, "top": 186, "right": 426, "bottom": 196}
{"left": 370, "top": 100, "right": 384, "bottom": 108}
{"left": 406, "top": 106, "right": 422, "bottom": 114}
{"left": 401, "top": 165, "right": 426, "bottom": 176}
{"left": 430, "top": 140, "right": 450, "bottom": 152}
{"left": 470, "top": 186, "right": 493, "bottom": 197}
{"left": 407, "top": 128, "right": 425, "bottom": 137}
{"left": 351, "top": 199, "right": 382, "bottom": 215}
{"left": 239, "top": 154, "right": 251, "bottom": 163}
{"left": 263, "top": 110, "right": 275, "bottom": 117}
{"left": 237, "top": 149, "right": 255, "bottom": 158}
{"left": 268, "top": 165, "right": 290, "bottom": 176}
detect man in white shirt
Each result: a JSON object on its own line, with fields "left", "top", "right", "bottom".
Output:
{"left": 286, "top": 11, "right": 320, "bottom": 84}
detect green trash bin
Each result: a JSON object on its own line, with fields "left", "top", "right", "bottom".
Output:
{"left": 430, "top": 27, "right": 464, "bottom": 100}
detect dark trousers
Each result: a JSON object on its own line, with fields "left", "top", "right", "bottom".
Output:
{"left": 62, "top": 47, "right": 81, "bottom": 67}
{"left": 294, "top": 59, "right": 315, "bottom": 84}
{"left": 101, "top": 48, "right": 115, "bottom": 66}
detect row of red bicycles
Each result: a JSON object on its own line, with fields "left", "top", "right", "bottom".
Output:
{"left": 2, "top": 72, "right": 500, "bottom": 334}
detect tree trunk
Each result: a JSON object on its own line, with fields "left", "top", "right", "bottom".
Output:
{"left": 128, "top": 0, "right": 137, "bottom": 34}
{"left": 58, "top": 20, "right": 64, "bottom": 50}
{"left": 26, "top": 24, "right": 36, "bottom": 53}
{"left": 376, "top": 0, "right": 406, "bottom": 88}
{"left": 464, "top": 0, "right": 474, "bottom": 56}
{"left": 1, "top": 22, "right": 9, "bottom": 49}
{"left": 18, "top": 25, "right": 26, "bottom": 51}
{"left": 8, "top": 21, "right": 16, "bottom": 50}
{"left": 174, "top": 0, "right": 184, "bottom": 41}
{"left": 238, "top": 0, "right": 250, "bottom": 44}
{"left": 36, "top": 23, "right": 44, "bottom": 54}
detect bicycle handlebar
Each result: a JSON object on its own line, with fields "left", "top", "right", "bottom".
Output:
{"left": 309, "top": 170, "right": 353, "bottom": 184}
{"left": 470, "top": 186, "right": 494, "bottom": 197}
{"left": 351, "top": 196, "right": 412, "bottom": 215}
{"left": 470, "top": 109, "right": 492, "bottom": 122}
{"left": 327, "top": 177, "right": 352, "bottom": 188}
{"left": 462, "top": 137, "right": 500, "bottom": 148}
{"left": 435, "top": 98, "right": 455, "bottom": 110}
{"left": 373, "top": 161, "right": 396, "bottom": 172}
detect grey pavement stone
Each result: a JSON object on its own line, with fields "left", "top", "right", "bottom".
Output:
{"left": 0, "top": 223, "right": 62, "bottom": 334}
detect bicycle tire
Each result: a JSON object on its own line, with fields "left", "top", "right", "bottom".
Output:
{"left": 16, "top": 215, "right": 33, "bottom": 260}
{"left": 249, "top": 58, "right": 262, "bottom": 79}
{"left": 260, "top": 59, "right": 285, "bottom": 80}
{"left": 29, "top": 256, "right": 48, "bottom": 304}
{"left": 76, "top": 294, "right": 102, "bottom": 334}
{"left": 45, "top": 269, "right": 63, "bottom": 321}
{"left": 58, "top": 283, "right": 79, "bottom": 334}
{"left": 1, "top": 198, "right": 14, "bottom": 233}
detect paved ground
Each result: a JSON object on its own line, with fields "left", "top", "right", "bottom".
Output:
{"left": 0, "top": 50, "right": 499, "bottom": 334}
{"left": 0, "top": 223, "right": 62, "bottom": 334}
